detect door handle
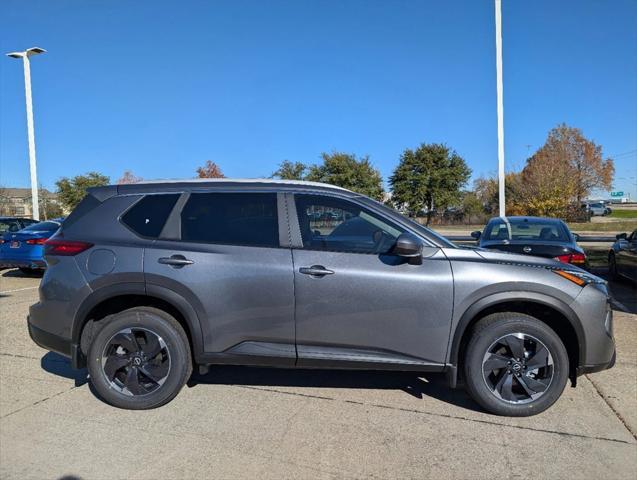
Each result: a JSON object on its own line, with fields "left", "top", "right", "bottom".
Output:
{"left": 299, "top": 265, "right": 334, "bottom": 277}
{"left": 158, "top": 255, "right": 194, "bottom": 267}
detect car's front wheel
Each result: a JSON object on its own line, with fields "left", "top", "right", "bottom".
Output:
{"left": 463, "top": 313, "right": 569, "bottom": 416}
{"left": 87, "top": 307, "right": 192, "bottom": 410}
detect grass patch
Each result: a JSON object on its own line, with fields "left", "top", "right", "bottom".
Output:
{"left": 583, "top": 246, "right": 609, "bottom": 269}
{"left": 610, "top": 209, "right": 637, "bottom": 219}
{"left": 566, "top": 220, "right": 637, "bottom": 233}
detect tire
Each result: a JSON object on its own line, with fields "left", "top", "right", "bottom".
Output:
{"left": 609, "top": 252, "right": 619, "bottom": 280}
{"left": 19, "top": 267, "right": 38, "bottom": 275}
{"left": 463, "top": 312, "right": 569, "bottom": 417}
{"left": 87, "top": 307, "right": 192, "bottom": 410}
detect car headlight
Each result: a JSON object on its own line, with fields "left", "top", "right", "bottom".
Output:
{"left": 553, "top": 269, "right": 606, "bottom": 287}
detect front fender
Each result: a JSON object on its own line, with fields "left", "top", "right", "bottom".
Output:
{"left": 447, "top": 289, "right": 585, "bottom": 369}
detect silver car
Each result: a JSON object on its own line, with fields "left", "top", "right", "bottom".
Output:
{"left": 27, "top": 180, "right": 615, "bottom": 416}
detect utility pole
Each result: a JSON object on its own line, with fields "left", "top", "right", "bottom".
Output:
{"left": 6, "top": 47, "right": 46, "bottom": 220}
{"left": 495, "top": 0, "right": 506, "bottom": 217}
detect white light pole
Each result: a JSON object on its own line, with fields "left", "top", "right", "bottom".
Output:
{"left": 494, "top": 0, "right": 506, "bottom": 217}
{"left": 6, "top": 47, "right": 46, "bottom": 221}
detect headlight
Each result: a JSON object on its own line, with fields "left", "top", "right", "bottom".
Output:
{"left": 553, "top": 269, "right": 606, "bottom": 287}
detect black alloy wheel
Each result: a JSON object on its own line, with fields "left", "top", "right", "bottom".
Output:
{"left": 481, "top": 333, "right": 553, "bottom": 404}
{"left": 101, "top": 327, "right": 170, "bottom": 396}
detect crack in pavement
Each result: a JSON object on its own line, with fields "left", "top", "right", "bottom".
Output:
{"left": 0, "top": 385, "right": 80, "bottom": 419}
{"left": 586, "top": 373, "right": 637, "bottom": 441}
{"left": 233, "top": 384, "right": 637, "bottom": 446}
{"left": 0, "top": 352, "right": 42, "bottom": 361}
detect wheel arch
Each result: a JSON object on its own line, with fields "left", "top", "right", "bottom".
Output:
{"left": 448, "top": 292, "right": 584, "bottom": 386}
{"left": 72, "top": 283, "right": 204, "bottom": 366}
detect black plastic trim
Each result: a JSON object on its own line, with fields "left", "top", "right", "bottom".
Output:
{"left": 28, "top": 320, "right": 71, "bottom": 358}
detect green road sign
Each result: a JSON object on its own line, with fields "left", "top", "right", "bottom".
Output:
{"left": 610, "top": 191, "right": 624, "bottom": 197}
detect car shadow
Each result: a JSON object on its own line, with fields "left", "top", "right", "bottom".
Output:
{"left": 188, "top": 366, "right": 482, "bottom": 412}
{"left": 40, "top": 352, "right": 88, "bottom": 387}
{"left": 1, "top": 268, "right": 43, "bottom": 278}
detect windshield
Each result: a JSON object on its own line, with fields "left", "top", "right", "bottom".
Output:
{"left": 22, "top": 221, "right": 61, "bottom": 232}
{"left": 484, "top": 219, "right": 568, "bottom": 242}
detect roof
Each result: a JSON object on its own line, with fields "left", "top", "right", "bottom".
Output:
{"left": 0, "top": 188, "right": 56, "bottom": 198}
{"left": 488, "top": 216, "right": 563, "bottom": 223}
{"left": 107, "top": 178, "right": 356, "bottom": 197}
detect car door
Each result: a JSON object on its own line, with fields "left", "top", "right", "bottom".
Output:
{"left": 144, "top": 191, "right": 296, "bottom": 365}
{"left": 289, "top": 193, "right": 454, "bottom": 369}
{"left": 617, "top": 230, "right": 637, "bottom": 281}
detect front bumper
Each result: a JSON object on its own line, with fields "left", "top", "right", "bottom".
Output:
{"left": 577, "top": 350, "right": 617, "bottom": 376}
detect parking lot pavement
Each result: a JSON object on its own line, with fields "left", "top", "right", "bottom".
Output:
{"left": 1, "top": 272, "right": 636, "bottom": 480}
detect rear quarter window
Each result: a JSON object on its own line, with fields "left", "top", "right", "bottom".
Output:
{"left": 121, "top": 194, "right": 180, "bottom": 238}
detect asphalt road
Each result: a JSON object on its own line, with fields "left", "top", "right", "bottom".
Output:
{"left": 1, "top": 271, "right": 636, "bottom": 479}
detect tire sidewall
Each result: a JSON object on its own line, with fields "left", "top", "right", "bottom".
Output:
{"left": 464, "top": 315, "right": 569, "bottom": 416}
{"left": 87, "top": 308, "right": 191, "bottom": 410}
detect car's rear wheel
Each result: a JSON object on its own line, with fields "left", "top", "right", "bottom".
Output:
{"left": 609, "top": 252, "right": 619, "bottom": 279}
{"left": 87, "top": 307, "right": 192, "bottom": 410}
{"left": 19, "top": 267, "right": 39, "bottom": 275}
{"left": 463, "top": 312, "right": 569, "bottom": 416}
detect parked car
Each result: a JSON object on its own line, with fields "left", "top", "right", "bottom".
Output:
{"left": 0, "top": 219, "right": 62, "bottom": 274}
{"left": 609, "top": 230, "right": 637, "bottom": 282}
{"left": 28, "top": 180, "right": 615, "bottom": 416}
{"left": 0, "top": 216, "right": 38, "bottom": 234}
{"left": 471, "top": 216, "right": 588, "bottom": 268}
{"left": 587, "top": 203, "right": 608, "bottom": 216}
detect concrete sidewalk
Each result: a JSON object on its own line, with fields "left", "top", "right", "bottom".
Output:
{"left": 1, "top": 273, "right": 636, "bottom": 479}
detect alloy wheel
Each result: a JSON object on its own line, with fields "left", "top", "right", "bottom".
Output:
{"left": 481, "top": 333, "right": 554, "bottom": 404}
{"left": 101, "top": 327, "right": 170, "bottom": 396}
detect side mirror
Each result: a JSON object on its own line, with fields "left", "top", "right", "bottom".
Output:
{"left": 616, "top": 233, "right": 627, "bottom": 240}
{"left": 394, "top": 232, "right": 423, "bottom": 262}
{"left": 470, "top": 230, "right": 482, "bottom": 240}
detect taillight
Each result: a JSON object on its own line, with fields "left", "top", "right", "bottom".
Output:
{"left": 0, "top": 239, "right": 4, "bottom": 244}
{"left": 554, "top": 253, "right": 587, "bottom": 265}
{"left": 44, "top": 239, "right": 93, "bottom": 256}
{"left": 26, "top": 238, "right": 47, "bottom": 245}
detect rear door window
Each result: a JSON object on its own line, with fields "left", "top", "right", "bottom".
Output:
{"left": 180, "top": 193, "right": 279, "bottom": 247}
{"left": 121, "top": 194, "right": 180, "bottom": 238}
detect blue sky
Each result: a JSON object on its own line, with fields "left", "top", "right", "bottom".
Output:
{"left": 1, "top": 0, "right": 636, "bottom": 198}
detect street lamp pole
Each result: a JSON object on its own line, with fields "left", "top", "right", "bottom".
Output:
{"left": 495, "top": 0, "right": 506, "bottom": 217}
{"left": 6, "top": 47, "right": 46, "bottom": 221}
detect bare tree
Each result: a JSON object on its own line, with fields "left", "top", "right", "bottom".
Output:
{"left": 196, "top": 161, "right": 225, "bottom": 178}
{"left": 117, "top": 170, "right": 143, "bottom": 184}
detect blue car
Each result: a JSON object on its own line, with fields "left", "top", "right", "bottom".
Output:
{"left": 0, "top": 219, "right": 62, "bottom": 274}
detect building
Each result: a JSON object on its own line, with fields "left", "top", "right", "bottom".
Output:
{"left": 0, "top": 187, "right": 64, "bottom": 219}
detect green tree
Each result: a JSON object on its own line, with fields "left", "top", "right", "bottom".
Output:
{"left": 55, "top": 172, "right": 110, "bottom": 211}
{"left": 271, "top": 160, "right": 307, "bottom": 180}
{"left": 306, "top": 152, "right": 384, "bottom": 200}
{"left": 389, "top": 143, "right": 471, "bottom": 225}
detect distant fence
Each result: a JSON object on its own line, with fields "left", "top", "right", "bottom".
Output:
{"left": 446, "top": 235, "right": 616, "bottom": 243}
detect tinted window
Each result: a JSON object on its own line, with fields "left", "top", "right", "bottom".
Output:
{"left": 22, "top": 221, "right": 61, "bottom": 232}
{"left": 484, "top": 219, "right": 568, "bottom": 242}
{"left": 0, "top": 220, "right": 21, "bottom": 233}
{"left": 181, "top": 193, "right": 279, "bottom": 247}
{"left": 122, "top": 194, "right": 179, "bottom": 238}
{"left": 295, "top": 194, "right": 404, "bottom": 254}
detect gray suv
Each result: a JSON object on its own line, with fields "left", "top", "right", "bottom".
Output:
{"left": 28, "top": 180, "right": 615, "bottom": 415}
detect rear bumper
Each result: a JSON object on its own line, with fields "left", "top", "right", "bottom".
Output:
{"left": 27, "top": 314, "right": 85, "bottom": 369}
